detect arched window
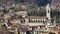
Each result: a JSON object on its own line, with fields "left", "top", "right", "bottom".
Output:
{"left": 48, "top": 10, "right": 49, "bottom": 13}
{"left": 21, "top": 20, "right": 22, "bottom": 23}
{"left": 24, "top": 20, "right": 25, "bottom": 22}
{"left": 39, "top": 19, "right": 41, "bottom": 22}
{"left": 41, "top": 20, "right": 42, "bottom": 22}
{"left": 34, "top": 20, "right": 35, "bottom": 23}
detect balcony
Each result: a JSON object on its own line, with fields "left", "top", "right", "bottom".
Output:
{"left": 39, "top": 28, "right": 49, "bottom": 32}
{"left": 28, "top": 23, "right": 44, "bottom": 26}
{"left": 47, "top": 25, "right": 56, "bottom": 27}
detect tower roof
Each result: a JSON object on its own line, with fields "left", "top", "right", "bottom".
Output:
{"left": 46, "top": 3, "right": 50, "bottom": 9}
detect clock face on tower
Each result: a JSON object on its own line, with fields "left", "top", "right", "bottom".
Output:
{"left": 46, "top": 3, "right": 51, "bottom": 21}
{"left": 48, "top": 10, "right": 49, "bottom": 13}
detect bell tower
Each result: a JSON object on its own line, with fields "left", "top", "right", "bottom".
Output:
{"left": 46, "top": 3, "right": 51, "bottom": 21}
